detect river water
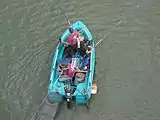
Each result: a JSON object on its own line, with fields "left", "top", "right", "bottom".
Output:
{"left": 0, "top": 0, "right": 160, "bottom": 120}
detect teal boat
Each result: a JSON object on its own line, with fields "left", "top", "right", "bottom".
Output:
{"left": 48, "top": 21, "right": 96, "bottom": 108}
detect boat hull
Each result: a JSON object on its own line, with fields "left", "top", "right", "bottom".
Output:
{"left": 48, "top": 21, "right": 96, "bottom": 105}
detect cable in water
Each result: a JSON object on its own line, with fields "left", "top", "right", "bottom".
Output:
{"left": 30, "top": 94, "right": 48, "bottom": 120}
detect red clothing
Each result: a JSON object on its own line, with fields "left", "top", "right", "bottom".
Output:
{"left": 66, "top": 63, "right": 75, "bottom": 77}
{"left": 67, "top": 32, "right": 80, "bottom": 45}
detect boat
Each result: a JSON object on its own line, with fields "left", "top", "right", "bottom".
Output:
{"left": 47, "top": 21, "right": 97, "bottom": 108}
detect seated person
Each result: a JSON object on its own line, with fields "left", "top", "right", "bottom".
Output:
{"left": 60, "top": 36, "right": 77, "bottom": 58}
{"left": 61, "top": 26, "right": 89, "bottom": 46}
{"left": 60, "top": 26, "right": 91, "bottom": 57}
{"left": 61, "top": 26, "right": 80, "bottom": 46}
{"left": 59, "top": 63, "right": 88, "bottom": 78}
{"left": 59, "top": 26, "right": 80, "bottom": 57}
{"left": 61, "top": 33, "right": 79, "bottom": 46}
{"left": 76, "top": 38, "right": 92, "bottom": 57}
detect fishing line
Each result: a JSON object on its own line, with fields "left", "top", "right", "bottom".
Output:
{"left": 54, "top": 0, "right": 71, "bottom": 25}
{"left": 95, "top": 32, "right": 110, "bottom": 47}
{"left": 29, "top": 94, "right": 48, "bottom": 120}
{"left": 29, "top": 73, "right": 63, "bottom": 119}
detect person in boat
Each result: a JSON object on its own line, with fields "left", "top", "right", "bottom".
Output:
{"left": 59, "top": 26, "right": 80, "bottom": 57}
{"left": 69, "top": 26, "right": 90, "bottom": 45}
{"left": 76, "top": 36, "right": 92, "bottom": 57}
{"left": 59, "top": 63, "right": 88, "bottom": 78}
{"left": 61, "top": 25, "right": 90, "bottom": 46}
{"left": 67, "top": 25, "right": 92, "bottom": 57}
{"left": 61, "top": 25, "right": 91, "bottom": 57}
{"left": 61, "top": 26, "right": 80, "bottom": 46}
{"left": 67, "top": 26, "right": 92, "bottom": 57}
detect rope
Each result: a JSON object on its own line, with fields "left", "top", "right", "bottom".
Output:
{"left": 30, "top": 94, "right": 48, "bottom": 120}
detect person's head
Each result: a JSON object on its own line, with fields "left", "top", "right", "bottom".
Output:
{"left": 69, "top": 26, "right": 74, "bottom": 33}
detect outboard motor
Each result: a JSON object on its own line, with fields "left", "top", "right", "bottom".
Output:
{"left": 64, "top": 85, "right": 73, "bottom": 108}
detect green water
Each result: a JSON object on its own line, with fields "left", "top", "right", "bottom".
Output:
{"left": 0, "top": 0, "right": 160, "bottom": 120}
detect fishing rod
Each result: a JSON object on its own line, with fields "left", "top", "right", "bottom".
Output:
{"left": 55, "top": 0, "right": 71, "bottom": 26}
{"left": 54, "top": 0, "right": 109, "bottom": 46}
{"left": 95, "top": 32, "right": 110, "bottom": 47}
